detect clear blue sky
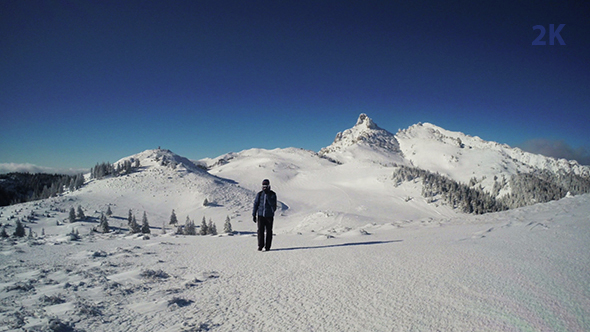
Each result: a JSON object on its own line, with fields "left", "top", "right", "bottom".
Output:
{"left": 1, "top": 0, "right": 589, "bottom": 172}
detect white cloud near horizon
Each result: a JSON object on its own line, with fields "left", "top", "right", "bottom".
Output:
{"left": 518, "top": 139, "right": 590, "bottom": 166}
{"left": 0, "top": 163, "right": 88, "bottom": 175}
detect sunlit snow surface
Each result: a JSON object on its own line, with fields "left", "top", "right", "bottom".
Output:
{"left": 1, "top": 115, "right": 589, "bottom": 331}
{"left": 1, "top": 193, "right": 589, "bottom": 331}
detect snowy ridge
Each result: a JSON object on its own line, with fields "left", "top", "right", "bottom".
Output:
{"left": 395, "top": 122, "right": 590, "bottom": 192}
{"left": 115, "top": 148, "right": 205, "bottom": 174}
{"left": 398, "top": 122, "right": 589, "bottom": 175}
{"left": 5, "top": 114, "right": 583, "bottom": 234}
{"left": 74, "top": 149, "right": 255, "bottom": 225}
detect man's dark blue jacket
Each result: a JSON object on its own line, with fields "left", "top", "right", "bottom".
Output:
{"left": 253, "top": 189, "right": 277, "bottom": 218}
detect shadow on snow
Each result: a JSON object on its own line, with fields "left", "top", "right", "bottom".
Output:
{"left": 272, "top": 240, "right": 402, "bottom": 252}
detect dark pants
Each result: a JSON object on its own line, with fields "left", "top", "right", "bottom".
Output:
{"left": 257, "top": 216, "right": 273, "bottom": 250}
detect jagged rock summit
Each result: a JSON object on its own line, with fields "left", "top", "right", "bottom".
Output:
{"left": 319, "top": 113, "right": 404, "bottom": 164}
{"left": 355, "top": 113, "right": 378, "bottom": 129}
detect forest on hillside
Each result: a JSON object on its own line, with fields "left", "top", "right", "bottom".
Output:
{"left": 392, "top": 165, "right": 590, "bottom": 214}
{"left": 0, "top": 173, "right": 84, "bottom": 206}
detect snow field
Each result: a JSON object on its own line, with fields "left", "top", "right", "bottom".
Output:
{"left": 1, "top": 194, "right": 589, "bottom": 331}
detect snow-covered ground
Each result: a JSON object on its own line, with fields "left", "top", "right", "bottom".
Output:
{"left": 1, "top": 114, "right": 589, "bottom": 331}
{"left": 1, "top": 193, "right": 589, "bottom": 331}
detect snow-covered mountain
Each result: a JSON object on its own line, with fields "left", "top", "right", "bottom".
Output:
{"left": 4, "top": 114, "right": 588, "bottom": 235}
{"left": 72, "top": 148, "right": 255, "bottom": 226}
{"left": 319, "top": 113, "right": 405, "bottom": 165}
{"left": 396, "top": 121, "right": 589, "bottom": 190}
{"left": 204, "top": 113, "right": 589, "bottom": 231}
{"left": 2, "top": 115, "right": 590, "bottom": 332}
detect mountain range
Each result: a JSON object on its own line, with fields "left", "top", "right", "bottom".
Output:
{"left": 2, "top": 114, "right": 590, "bottom": 331}
{"left": 3, "top": 113, "right": 588, "bottom": 234}
{"left": 56, "top": 113, "right": 589, "bottom": 233}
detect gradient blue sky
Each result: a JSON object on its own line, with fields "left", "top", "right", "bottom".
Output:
{"left": 1, "top": 0, "right": 589, "bottom": 172}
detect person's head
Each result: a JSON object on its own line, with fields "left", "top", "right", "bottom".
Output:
{"left": 262, "top": 179, "right": 270, "bottom": 191}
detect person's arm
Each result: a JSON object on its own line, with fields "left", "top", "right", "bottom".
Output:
{"left": 271, "top": 192, "right": 277, "bottom": 213}
{"left": 252, "top": 192, "right": 260, "bottom": 220}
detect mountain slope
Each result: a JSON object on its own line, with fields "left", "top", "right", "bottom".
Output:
{"left": 206, "top": 147, "right": 458, "bottom": 234}
{"left": 71, "top": 149, "right": 255, "bottom": 225}
{"left": 395, "top": 122, "right": 590, "bottom": 195}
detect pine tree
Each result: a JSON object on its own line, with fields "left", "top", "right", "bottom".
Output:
{"left": 129, "top": 215, "right": 141, "bottom": 234}
{"left": 203, "top": 198, "right": 209, "bottom": 207}
{"left": 128, "top": 209, "right": 133, "bottom": 226}
{"left": 99, "top": 213, "right": 109, "bottom": 233}
{"left": 169, "top": 210, "right": 178, "bottom": 225}
{"left": 208, "top": 219, "right": 217, "bottom": 235}
{"left": 106, "top": 206, "right": 113, "bottom": 216}
{"left": 161, "top": 220, "right": 166, "bottom": 234}
{"left": 223, "top": 215, "right": 233, "bottom": 234}
{"left": 76, "top": 205, "right": 86, "bottom": 220}
{"left": 69, "top": 207, "right": 76, "bottom": 223}
{"left": 14, "top": 219, "right": 26, "bottom": 237}
{"left": 0, "top": 227, "right": 8, "bottom": 238}
{"left": 184, "top": 216, "right": 196, "bottom": 235}
{"left": 74, "top": 173, "right": 85, "bottom": 190}
{"left": 199, "top": 216, "right": 208, "bottom": 235}
{"left": 141, "top": 212, "right": 150, "bottom": 234}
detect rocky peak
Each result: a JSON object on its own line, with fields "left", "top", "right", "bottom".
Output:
{"left": 355, "top": 113, "right": 377, "bottom": 129}
{"left": 319, "top": 114, "right": 401, "bottom": 160}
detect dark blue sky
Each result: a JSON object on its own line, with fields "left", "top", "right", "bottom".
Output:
{"left": 1, "top": 0, "right": 589, "bottom": 171}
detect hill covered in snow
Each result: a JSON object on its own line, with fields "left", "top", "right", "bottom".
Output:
{"left": 396, "top": 121, "right": 589, "bottom": 191}
{"left": 72, "top": 148, "right": 255, "bottom": 230}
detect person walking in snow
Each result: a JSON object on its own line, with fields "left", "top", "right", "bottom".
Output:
{"left": 253, "top": 179, "right": 277, "bottom": 251}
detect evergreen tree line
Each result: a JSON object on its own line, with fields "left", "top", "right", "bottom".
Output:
{"left": 1, "top": 206, "right": 234, "bottom": 239}
{"left": 392, "top": 165, "right": 590, "bottom": 214}
{"left": 0, "top": 173, "right": 85, "bottom": 206}
{"left": 499, "top": 170, "right": 590, "bottom": 209}
{"left": 392, "top": 166, "right": 507, "bottom": 214}
{"left": 167, "top": 209, "right": 233, "bottom": 236}
{"left": 93, "top": 207, "right": 234, "bottom": 236}
{"left": 91, "top": 159, "right": 140, "bottom": 180}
